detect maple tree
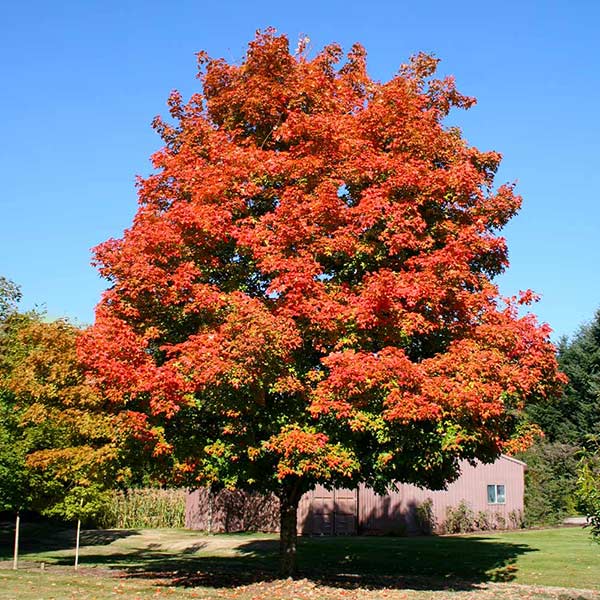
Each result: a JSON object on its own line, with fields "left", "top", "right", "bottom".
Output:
{"left": 81, "top": 30, "right": 565, "bottom": 574}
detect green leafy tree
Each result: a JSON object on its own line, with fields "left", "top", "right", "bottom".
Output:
{"left": 0, "top": 276, "right": 21, "bottom": 322}
{"left": 577, "top": 437, "right": 600, "bottom": 540}
{"left": 522, "top": 309, "right": 600, "bottom": 530}
{"left": 0, "top": 278, "right": 33, "bottom": 515}
{"left": 0, "top": 390, "right": 32, "bottom": 514}
{"left": 517, "top": 442, "right": 579, "bottom": 526}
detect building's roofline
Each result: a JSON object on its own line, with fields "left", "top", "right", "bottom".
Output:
{"left": 500, "top": 454, "right": 527, "bottom": 467}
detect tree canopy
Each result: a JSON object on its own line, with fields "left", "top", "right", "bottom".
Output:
{"left": 81, "top": 30, "right": 565, "bottom": 573}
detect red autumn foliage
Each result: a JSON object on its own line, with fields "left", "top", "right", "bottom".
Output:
{"left": 80, "top": 30, "right": 565, "bottom": 572}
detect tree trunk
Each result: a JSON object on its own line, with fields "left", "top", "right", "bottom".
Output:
{"left": 279, "top": 484, "right": 301, "bottom": 578}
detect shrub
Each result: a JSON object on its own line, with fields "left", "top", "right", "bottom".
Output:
{"left": 475, "top": 511, "right": 492, "bottom": 530}
{"left": 444, "top": 500, "right": 475, "bottom": 533}
{"left": 494, "top": 513, "right": 507, "bottom": 530}
{"left": 508, "top": 509, "right": 525, "bottom": 529}
{"left": 415, "top": 498, "right": 436, "bottom": 535}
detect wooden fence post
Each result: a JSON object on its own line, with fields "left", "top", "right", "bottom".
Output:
{"left": 12, "top": 511, "right": 20, "bottom": 570}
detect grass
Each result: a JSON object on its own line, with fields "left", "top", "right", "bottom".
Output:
{"left": 298, "top": 528, "right": 600, "bottom": 589}
{"left": 0, "top": 522, "right": 598, "bottom": 599}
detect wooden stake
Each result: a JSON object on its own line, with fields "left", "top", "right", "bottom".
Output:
{"left": 12, "top": 512, "right": 20, "bottom": 570}
{"left": 74, "top": 517, "right": 81, "bottom": 570}
{"left": 75, "top": 498, "right": 83, "bottom": 570}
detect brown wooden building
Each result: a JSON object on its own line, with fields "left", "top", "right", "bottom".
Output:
{"left": 185, "top": 455, "right": 525, "bottom": 535}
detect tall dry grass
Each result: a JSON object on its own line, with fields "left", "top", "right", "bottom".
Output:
{"left": 97, "top": 488, "right": 186, "bottom": 529}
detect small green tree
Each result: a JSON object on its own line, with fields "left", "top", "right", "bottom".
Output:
{"left": 0, "top": 391, "right": 32, "bottom": 569}
{"left": 0, "top": 278, "right": 36, "bottom": 569}
{"left": 577, "top": 437, "right": 600, "bottom": 540}
{"left": 0, "top": 276, "right": 21, "bottom": 322}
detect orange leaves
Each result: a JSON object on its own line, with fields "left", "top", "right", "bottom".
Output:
{"left": 81, "top": 29, "right": 565, "bottom": 492}
{"left": 310, "top": 320, "right": 562, "bottom": 436}
{"left": 501, "top": 423, "right": 544, "bottom": 455}
{"left": 79, "top": 300, "right": 189, "bottom": 418}
{"left": 311, "top": 347, "right": 443, "bottom": 426}
{"left": 168, "top": 292, "right": 302, "bottom": 391}
{"left": 263, "top": 425, "right": 359, "bottom": 480}
{"left": 5, "top": 319, "right": 97, "bottom": 408}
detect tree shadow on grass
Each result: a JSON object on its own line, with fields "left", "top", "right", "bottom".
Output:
{"left": 1, "top": 519, "right": 537, "bottom": 591}
{"left": 0, "top": 520, "right": 138, "bottom": 560}
{"left": 43, "top": 534, "right": 536, "bottom": 592}
{"left": 297, "top": 535, "right": 533, "bottom": 589}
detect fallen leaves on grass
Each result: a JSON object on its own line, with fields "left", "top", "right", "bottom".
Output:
{"left": 210, "top": 578, "right": 600, "bottom": 600}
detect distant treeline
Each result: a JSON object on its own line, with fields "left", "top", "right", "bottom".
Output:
{"left": 518, "top": 309, "right": 600, "bottom": 526}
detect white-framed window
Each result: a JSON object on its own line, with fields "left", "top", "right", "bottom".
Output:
{"left": 487, "top": 484, "right": 506, "bottom": 504}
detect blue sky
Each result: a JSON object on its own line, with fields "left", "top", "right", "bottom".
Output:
{"left": 1, "top": 0, "right": 598, "bottom": 340}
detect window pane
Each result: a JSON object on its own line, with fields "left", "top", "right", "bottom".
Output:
{"left": 487, "top": 484, "right": 496, "bottom": 503}
{"left": 497, "top": 485, "right": 506, "bottom": 504}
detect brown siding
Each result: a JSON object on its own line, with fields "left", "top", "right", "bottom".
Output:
{"left": 185, "top": 488, "right": 279, "bottom": 533}
{"left": 359, "top": 456, "right": 525, "bottom": 534}
{"left": 185, "top": 455, "right": 525, "bottom": 534}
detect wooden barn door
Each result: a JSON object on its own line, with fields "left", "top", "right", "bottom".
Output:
{"left": 333, "top": 488, "right": 357, "bottom": 535}
{"left": 310, "top": 485, "right": 334, "bottom": 535}
{"left": 306, "top": 486, "right": 357, "bottom": 535}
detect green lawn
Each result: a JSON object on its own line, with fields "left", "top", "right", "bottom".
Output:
{"left": 0, "top": 523, "right": 598, "bottom": 599}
